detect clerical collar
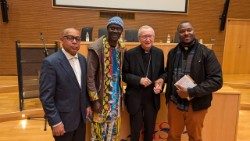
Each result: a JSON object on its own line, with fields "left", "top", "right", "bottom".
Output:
{"left": 180, "top": 39, "right": 196, "bottom": 52}
{"left": 140, "top": 46, "right": 152, "bottom": 54}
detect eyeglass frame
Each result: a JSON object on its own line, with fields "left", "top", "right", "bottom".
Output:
{"left": 139, "top": 34, "right": 155, "bottom": 40}
{"left": 63, "top": 35, "right": 81, "bottom": 42}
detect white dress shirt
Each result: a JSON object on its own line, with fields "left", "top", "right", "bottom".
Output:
{"left": 62, "top": 48, "right": 82, "bottom": 87}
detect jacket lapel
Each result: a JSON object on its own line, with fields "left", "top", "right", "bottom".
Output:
{"left": 78, "top": 55, "right": 86, "bottom": 88}
{"left": 58, "top": 50, "right": 80, "bottom": 89}
{"left": 135, "top": 46, "right": 146, "bottom": 75}
{"left": 151, "top": 47, "right": 157, "bottom": 78}
{"left": 190, "top": 43, "right": 201, "bottom": 73}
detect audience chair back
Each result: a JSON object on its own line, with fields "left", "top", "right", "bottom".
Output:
{"left": 125, "top": 29, "right": 138, "bottom": 42}
{"left": 98, "top": 27, "right": 108, "bottom": 38}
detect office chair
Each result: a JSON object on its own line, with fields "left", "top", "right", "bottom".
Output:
{"left": 125, "top": 29, "right": 138, "bottom": 42}
{"left": 98, "top": 28, "right": 108, "bottom": 38}
{"left": 173, "top": 31, "right": 180, "bottom": 43}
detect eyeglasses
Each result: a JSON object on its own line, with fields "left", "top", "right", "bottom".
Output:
{"left": 63, "top": 35, "right": 81, "bottom": 42}
{"left": 139, "top": 35, "right": 154, "bottom": 40}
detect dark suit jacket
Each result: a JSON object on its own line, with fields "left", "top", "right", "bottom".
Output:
{"left": 122, "top": 45, "right": 164, "bottom": 115}
{"left": 39, "top": 50, "right": 89, "bottom": 132}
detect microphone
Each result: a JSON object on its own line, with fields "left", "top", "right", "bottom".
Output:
{"left": 40, "top": 32, "right": 49, "bottom": 57}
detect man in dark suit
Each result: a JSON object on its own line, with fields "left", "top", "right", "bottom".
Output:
{"left": 39, "top": 28, "right": 92, "bottom": 141}
{"left": 122, "top": 25, "right": 165, "bottom": 141}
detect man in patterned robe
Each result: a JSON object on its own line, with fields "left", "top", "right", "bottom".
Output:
{"left": 87, "top": 16, "right": 125, "bottom": 141}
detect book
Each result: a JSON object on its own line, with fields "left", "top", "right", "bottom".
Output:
{"left": 175, "top": 75, "right": 196, "bottom": 101}
{"left": 174, "top": 75, "right": 196, "bottom": 88}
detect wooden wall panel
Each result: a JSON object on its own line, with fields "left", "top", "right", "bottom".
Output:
{"left": 0, "top": 0, "right": 250, "bottom": 75}
{"left": 223, "top": 19, "right": 250, "bottom": 74}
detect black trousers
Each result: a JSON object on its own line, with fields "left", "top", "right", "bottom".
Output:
{"left": 129, "top": 102, "right": 158, "bottom": 141}
{"left": 54, "top": 119, "right": 86, "bottom": 141}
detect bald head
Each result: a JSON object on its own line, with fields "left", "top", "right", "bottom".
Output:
{"left": 60, "top": 28, "right": 81, "bottom": 56}
{"left": 61, "top": 28, "right": 80, "bottom": 38}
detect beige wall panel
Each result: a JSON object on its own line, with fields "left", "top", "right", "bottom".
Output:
{"left": 223, "top": 19, "right": 250, "bottom": 74}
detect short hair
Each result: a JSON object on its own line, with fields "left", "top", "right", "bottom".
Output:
{"left": 138, "top": 25, "right": 155, "bottom": 37}
{"left": 176, "top": 21, "right": 193, "bottom": 32}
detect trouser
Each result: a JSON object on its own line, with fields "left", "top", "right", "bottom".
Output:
{"left": 54, "top": 119, "right": 86, "bottom": 141}
{"left": 130, "top": 103, "right": 158, "bottom": 141}
{"left": 90, "top": 118, "right": 120, "bottom": 141}
{"left": 167, "top": 101, "right": 207, "bottom": 141}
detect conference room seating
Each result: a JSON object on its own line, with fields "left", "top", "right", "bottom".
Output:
{"left": 173, "top": 31, "right": 180, "bottom": 43}
{"left": 98, "top": 27, "right": 108, "bottom": 38}
{"left": 124, "top": 29, "right": 138, "bottom": 42}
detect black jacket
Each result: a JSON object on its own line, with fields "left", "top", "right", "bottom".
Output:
{"left": 122, "top": 46, "right": 164, "bottom": 114}
{"left": 164, "top": 42, "right": 223, "bottom": 111}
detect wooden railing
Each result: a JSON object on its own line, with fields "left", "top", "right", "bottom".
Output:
{"left": 79, "top": 42, "right": 212, "bottom": 64}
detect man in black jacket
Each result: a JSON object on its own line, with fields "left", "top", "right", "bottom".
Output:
{"left": 122, "top": 25, "right": 164, "bottom": 141}
{"left": 155, "top": 21, "right": 223, "bottom": 141}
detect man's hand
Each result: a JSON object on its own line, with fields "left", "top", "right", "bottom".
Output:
{"left": 52, "top": 122, "right": 65, "bottom": 136}
{"left": 153, "top": 83, "right": 162, "bottom": 94}
{"left": 140, "top": 77, "right": 152, "bottom": 87}
{"left": 175, "top": 84, "right": 189, "bottom": 99}
{"left": 153, "top": 78, "right": 164, "bottom": 94}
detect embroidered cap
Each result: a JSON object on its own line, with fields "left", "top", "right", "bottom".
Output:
{"left": 107, "top": 16, "right": 124, "bottom": 29}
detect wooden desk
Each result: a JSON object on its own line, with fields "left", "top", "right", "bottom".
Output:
{"left": 85, "top": 85, "right": 240, "bottom": 141}
{"left": 82, "top": 42, "right": 229, "bottom": 141}
{"left": 79, "top": 42, "right": 212, "bottom": 64}
{"left": 199, "top": 85, "right": 240, "bottom": 141}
